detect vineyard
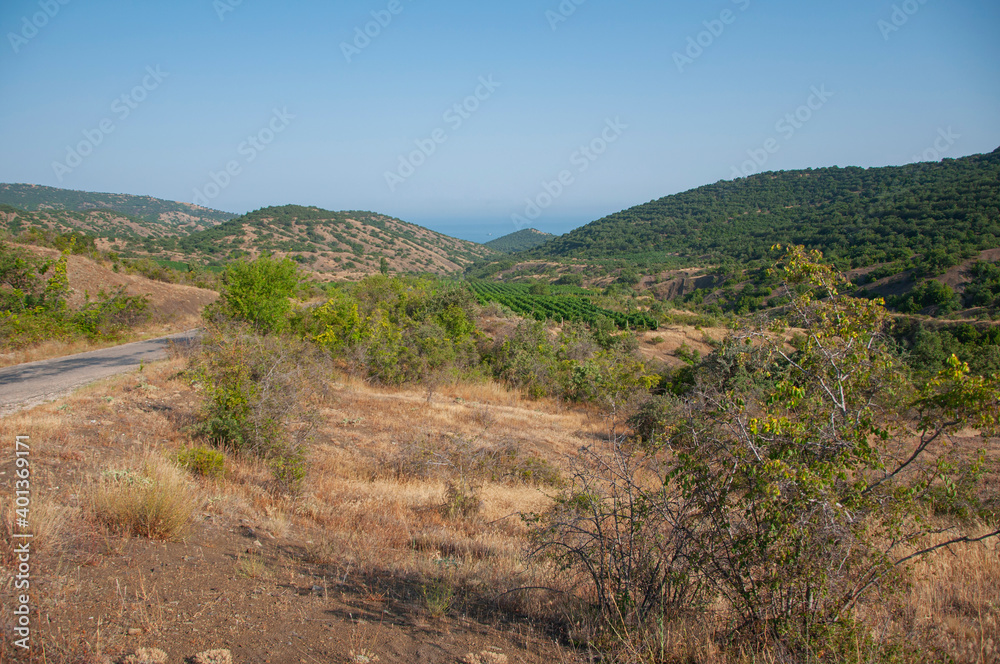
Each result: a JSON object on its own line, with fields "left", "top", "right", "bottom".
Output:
{"left": 470, "top": 281, "right": 658, "bottom": 330}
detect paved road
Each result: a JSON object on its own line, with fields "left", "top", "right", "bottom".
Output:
{"left": 0, "top": 330, "right": 200, "bottom": 416}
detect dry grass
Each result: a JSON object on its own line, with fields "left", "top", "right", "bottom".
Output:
{"left": 87, "top": 451, "right": 197, "bottom": 540}
{"left": 894, "top": 528, "right": 1000, "bottom": 663}
{"left": 1, "top": 348, "right": 996, "bottom": 663}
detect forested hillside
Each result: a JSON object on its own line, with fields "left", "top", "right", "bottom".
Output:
{"left": 528, "top": 150, "right": 1000, "bottom": 271}
{"left": 0, "top": 204, "right": 196, "bottom": 250}
{"left": 0, "top": 183, "right": 234, "bottom": 231}
{"left": 165, "top": 204, "right": 495, "bottom": 276}
{"left": 485, "top": 228, "right": 555, "bottom": 253}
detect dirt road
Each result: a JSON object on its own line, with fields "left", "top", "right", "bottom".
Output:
{"left": 0, "top": 330, "right": 199, "bottom": 416}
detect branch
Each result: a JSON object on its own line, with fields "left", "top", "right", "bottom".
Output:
{"left": 861, "top": 421, "right": 959, "bottom": 496}
{"left": 892, "top": 529, "right": 1000, "bottom": 569}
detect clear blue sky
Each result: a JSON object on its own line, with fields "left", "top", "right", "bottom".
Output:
{"left": 1, "top": 0, "right": 998, "bottom": 242}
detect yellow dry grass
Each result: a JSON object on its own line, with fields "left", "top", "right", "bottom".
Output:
{"left": 87, "top": 451, "right": 198, "bottom": 540}
{"left": 1, "top": 351, "right": 996, "bottom": 663}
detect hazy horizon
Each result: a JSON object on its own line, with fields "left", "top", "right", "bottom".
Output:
{"left": 2, "top": 0, "right": 998, "bottom": 243}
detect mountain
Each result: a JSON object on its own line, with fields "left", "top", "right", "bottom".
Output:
{"left": 0, "top": 186, "right": 495, "bottom": 278}
{"left": 0, "top": 183, "right": 235, "bottom": 232}
{"left": 485, "top": 228, "right": 556, "bottom": 253}
{"left": 523, "top": 151, "right": 1000, "bottom": 270}
{"left": 162, "top": 205, "right": 495, "bottom": 277}
{"left": 0, "top": 204, "right": 212, "bottom": 251}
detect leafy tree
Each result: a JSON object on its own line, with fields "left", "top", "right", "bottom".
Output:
{"left": 212, "top": 256, "right": 300, "bottom": 333}
{"left": 531, "top": 246, "right": 1000, "bottom": 656}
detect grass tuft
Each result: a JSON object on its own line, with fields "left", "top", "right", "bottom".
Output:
{"left": 88, "top": 452, "right": 196, "bottom": 540}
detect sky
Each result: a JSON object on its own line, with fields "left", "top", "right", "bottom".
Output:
{"left": 0, "top": 0, "right": 998, "bottom": 243}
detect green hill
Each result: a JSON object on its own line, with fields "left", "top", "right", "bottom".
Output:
{"left": 0, "top": 183, "right": 235, "bottom": 234}
{"left": 485, "top": 228, "right": 555, "bottom": 253}
{"left": 526, "top": 150, "right": 1000, "bottom": 272}
{"left": 165, "top": 205, "right": 495, "bottom": 277}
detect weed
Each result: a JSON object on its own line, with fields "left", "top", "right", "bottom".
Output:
{"left": 235, "top": 550, "right": 269, "bottom": 579}
{"left": 174, "top": 445, "right": 226, "bottom": 479}
{"left": 422, "top": 579, "right": 455, "bottom": 618}
{"left": 443, "top": 478, "right": 481, "bottom": 520}
{"left": 88, "top": 454, "right": 195, "bottom": 540}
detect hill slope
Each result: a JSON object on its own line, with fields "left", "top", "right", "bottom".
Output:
{"left": 164, "top": 205, "right": 495, "bottom": 277}
{"left": 0, "top": 183, "right": 235, "bottom": 232}
{"left": 0, "top": 204, "right": 205, "bottom": 251}
{"left": 527, "top": 150, "right": 1000, "bottom": 269}
{"left": 485, "top": 228, "right": 555, "bottom": 253}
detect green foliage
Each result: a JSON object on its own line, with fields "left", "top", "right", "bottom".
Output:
{"left": 0, "top": 183, "right": 235, "bottom": 226}
{"left": 530, "top": 246, "right": 1000, "bottom": 657}
{"left": 174, "top": 446, "right": 226, "bottom": 479}
{"left": 211, "top": 255, "right": 301, "bottom": 333}
{"left": 483, "top": 228, "right": 555, "bottom": 253}
{"left": 523, "top": 151, "right": 1000, "bottom": 272}
{"left": 891, "top": 320, "right": 1000, "bottom": 376}
{"left": 470, "top": 281, "right": 658, "bottom": 330}
{"left": 192, "top": 325, "right": 315, "bottom": 492}
{"left": 963, "top": 259, "right": 1000, "bottom": 312}
{"left": 72, "top": 288, "right": 149, "bottom": 338}
{"left": 555, "top": 272, "right": 583, "bottom": 286}
{"left": 1, "top": 242, "right": 150, "bottom": 348}
{"left": 888, "top": 279, "right": 960, "bottom": 314}
{"left": 177, "top": 205, "right": 492, "bottom": 273}
{"left": 0, "top": 240, "right": 50, "bottom": 313}
{"left": 306, "top": 276, "right": 480, "bottom": 385}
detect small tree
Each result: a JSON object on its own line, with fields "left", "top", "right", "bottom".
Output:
{"left": 212, "top": 255, "right": 300, "bottom": 334}
{"left": 532, "top": 246, "right": 1000, "bottom": 655}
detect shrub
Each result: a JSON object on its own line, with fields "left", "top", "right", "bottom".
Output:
{"left": 174, "top": 446, "right": 226, "bottom": 479}
{"left": 530, "top": 246, "right": 1000, "bottom": 657}
{"left": 443, "top": 478, "right": 481, "bottom": 520}
{"left": 72, "top": 287, "right": 149, "bottom": 338}
{"left": 192, "top": 324, "right": 315, "bottom": 492}
{"left": 210, "top": 255, "right": 300, "bottom": 333}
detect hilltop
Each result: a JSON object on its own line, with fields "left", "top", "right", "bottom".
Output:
{"left": 484, "top": 228, "right": 555, "bottom": 253}
{"left": 1, "top": 188, "right": 497, "bottom": 279}
{"left": 0, "top": 183, "right": 234, "bottom": 232}
{"left": 522, "top": 150, "right": 1000, "bottom": 271}
{"left": 164, "top": 204, "right": 495, "bottom": 277}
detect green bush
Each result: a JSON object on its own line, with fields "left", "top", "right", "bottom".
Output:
{"left": 72, "top": 288, "right": 149, "bottom": 338}
{"left": 530, "top": 247, "right": 1000, "bottom": 658}
{"left": 174, "top": 446, "right": 226, "bottom": 479}
{"left": 210, "top": 255, "right": 300, "bottom": 333}
{"left": 192, "top": 325, "right": 315, "bottom": 492}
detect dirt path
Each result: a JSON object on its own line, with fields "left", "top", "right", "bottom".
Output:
{"left": 0, "top": 330, "right": 199, "bottom": 416}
